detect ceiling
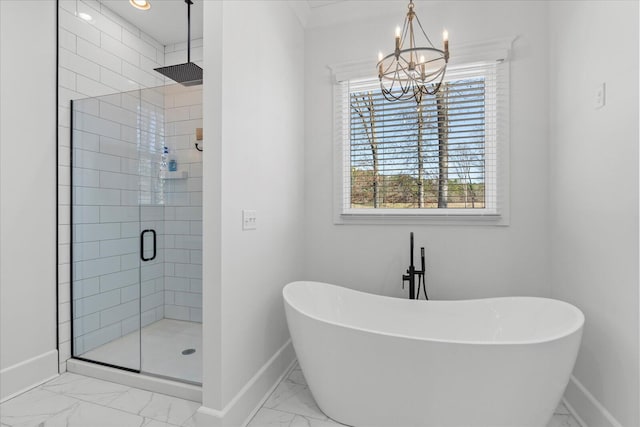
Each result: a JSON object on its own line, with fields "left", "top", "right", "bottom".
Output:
{"left": 101, "top": 0, "right": 204, "bottom": 46}
{"left": 99, "top": 0, "right": 349, "bottom": 46}
{"left": 307, "top": 0, "right": 345, "bottom": 8}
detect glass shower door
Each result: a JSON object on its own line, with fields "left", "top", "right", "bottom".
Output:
{"left": 71, "top": 92, "right": 143, "bottom": 372}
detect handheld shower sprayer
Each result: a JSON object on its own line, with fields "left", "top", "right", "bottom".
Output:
{"left": 419, "top": 247, "right": 428, "bottom": 300}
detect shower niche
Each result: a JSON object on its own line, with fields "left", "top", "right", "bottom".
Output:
{"left": 70, "top": 83, "right": 203, "bottom": 385}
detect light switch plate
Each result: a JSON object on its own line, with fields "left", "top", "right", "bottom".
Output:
{"left": 242, "top": 209, "right": 257, "bottom": 230}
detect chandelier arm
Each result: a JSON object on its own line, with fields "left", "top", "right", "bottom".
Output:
{"left": 421, "top": 54, "right": 447, "bottom": 64}
{"left": 381, "top": 60, "right": 395, "bottom": 76}
{"left": 412, "top": 14, "right": 436, "bottom": 48}
{"left": 402, "top": 17, "right": 409, "bottom": 44}
{"left": 394, "top": 67, "right": 412, "bottom": 93}
{"left": 397, "top": 55, "right": 413, "bottom": 68}
{"left": 424, "top": 71, "right": 447, "bottom": 95}
{"left": 421, "top": 67, "right": 446, "bottom": 81}
{"left": 381, "top": 64, "right": 445, "bottom": 83}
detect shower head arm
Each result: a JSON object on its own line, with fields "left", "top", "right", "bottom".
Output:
{"left": 186, "top": 0, "right": 193, "bottom": 63}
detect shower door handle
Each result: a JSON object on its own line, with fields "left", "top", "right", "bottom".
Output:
{"left": 140, "top": 229, "right": 156, "bottom": 262}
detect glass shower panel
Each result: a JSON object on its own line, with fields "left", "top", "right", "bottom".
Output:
{"left": 71, "top": 92, "right": 142, "bottom": 371}
{"left": 137, "top": 87, "right": 170, "bottom": 377}
{"left": 140, "top": 83, "right": 203, "bottom": 384}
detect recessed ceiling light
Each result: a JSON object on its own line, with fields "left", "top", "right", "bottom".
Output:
{"left": 129, "top": 0, "right": 151, "bottom": 10}
{"left": 77, "top": 12, "right": 93, "bottom": 21}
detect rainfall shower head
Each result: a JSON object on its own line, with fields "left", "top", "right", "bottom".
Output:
{"left": 155, "top": 0, "right": 203, "bottom": 86}
{"left": 155, "top": 62, "right": 202, "bottom": 86}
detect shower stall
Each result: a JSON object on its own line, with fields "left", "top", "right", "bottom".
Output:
{"left": 70, "top": 83, "right": 203, "bottom": 386}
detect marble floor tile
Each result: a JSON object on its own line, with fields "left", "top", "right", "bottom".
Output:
{"left": 0, "top": 389, "right": 80, "bottom": 427}
{"left": 43, "top": 400, "right": 146, "bottom": 427}
{"left": 547, "top": 413, "right": 582, "bottom": 427}
{"left": 554, "top": 402, "right": 571, "bottom": 415}
{"left": 39, "top": 372, "right": 130, "bottom": 406}
{"left": 262, "top": 381, "right": 327, "bottom": 421}
{"left": 179, "top": 415, "right": 198, "bottom": 427}
{"left": 285, "top": 367, "right": 306, "bottom": 386}
{"left": 247, "top": 408, "right": 296, "bottom": 427}
{"left": 1, "top": 390, "right": 160, "bottom": 427}
{"left": 289, "top": 414, "right": 349, "bottom": 427}
{"left": 137, "top": 392, "right": 200, "bottom": 426}
{"left": 107, "top": 386, "right": 156, "bottom": 415}
{"left": 142, "top": 418, "right": 182, "bottom": 427}
{"left": 0, "top": 373, "right": 198, "bottom": 427}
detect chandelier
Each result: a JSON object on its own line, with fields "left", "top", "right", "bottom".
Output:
{"left": 376, "top": 0, "right": 449, "bottom": 102}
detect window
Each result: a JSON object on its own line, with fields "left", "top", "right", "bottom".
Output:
{"left": 333, "top": 41, "right": 510, "bottom": 224}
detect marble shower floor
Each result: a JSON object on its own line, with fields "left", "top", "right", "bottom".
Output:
{"left": 80, "top": 319, "right": 202, "bottom": 384}
{"left": 1, "top": 364, "right": 581, "bottom": 427}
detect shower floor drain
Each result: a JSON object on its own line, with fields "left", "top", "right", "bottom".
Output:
{"left": 182, "top": 348, "right": 196, "bottom": 355}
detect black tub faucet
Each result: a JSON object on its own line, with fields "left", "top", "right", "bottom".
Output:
{"left": 402, "top": 232, "right": 428, "bottom": 300}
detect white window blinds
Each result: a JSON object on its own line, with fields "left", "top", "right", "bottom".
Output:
{"left": 334, "top": 58, "right": 508, "bottom": 219}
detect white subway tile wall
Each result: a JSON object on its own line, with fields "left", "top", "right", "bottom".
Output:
{"left": 162, "top": 83, "right": 203, "bottom": 323}
{"left": 57, "top": 0, "right": 203, "bottom": 373}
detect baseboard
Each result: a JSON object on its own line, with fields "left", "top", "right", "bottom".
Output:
{"left": 563, "top": 375, "right": 623, "bottom": 427}
{"left": 196, "top": 339, "right": 296, "bottom": 427}
{"left": 237, "top": 347, "right": 297, "bottom": 427}
{"left": 0, "top": 349, "right": 59, "bottom": 403}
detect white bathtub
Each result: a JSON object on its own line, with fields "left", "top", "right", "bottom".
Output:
{"left": 283, "top": 281, "right": 584, "bottom": 427}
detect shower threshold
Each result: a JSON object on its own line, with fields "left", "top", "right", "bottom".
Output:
{"left": 67, "top": 358, "right": 201, "bottom": 402}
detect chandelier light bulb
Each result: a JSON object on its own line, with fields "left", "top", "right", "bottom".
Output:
{"left": 378, "top": 51, "right": 384, "bottom": 62}
{"left": 395, "top": 26, "right": 402, "bottom": 38}
{"left": 443, "top": 29, "right": 449, "bottom": 54}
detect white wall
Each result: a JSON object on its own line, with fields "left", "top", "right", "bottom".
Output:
{"left": 549, "top": 2, "right": 639, "bottom": 426}
{"left": 304, "top": 1, "right": 551, "bottom": 300}
{"left": 200, "top": 0, "right": 305, "bottom": 421}
{"left": 219, "top": 0, "right": 305, "bottom": 407}
{"left": 0, "top": 0, "right": 58, "bottom": 401}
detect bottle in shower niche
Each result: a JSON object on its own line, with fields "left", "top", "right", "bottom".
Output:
{"left": 168, "top": 149, "right": 178, "bottom": 171}
{"left": 161, "top": 146, "right": 169, "bottom": 171}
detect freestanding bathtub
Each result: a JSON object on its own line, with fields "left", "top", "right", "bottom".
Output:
{"left": 283, "top": 281, "right": 584, "bottom": 427}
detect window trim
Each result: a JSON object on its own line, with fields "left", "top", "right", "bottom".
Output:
{"left": 331, "top": 37, "right": 514, "bottom": 226}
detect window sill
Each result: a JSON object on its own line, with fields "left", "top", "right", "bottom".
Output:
{"left": 335, "top": 210, "right": 508, "bottom": 226}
